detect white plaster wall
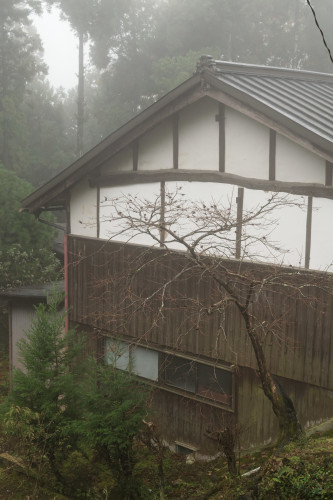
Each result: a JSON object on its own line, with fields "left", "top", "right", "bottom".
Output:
{"left": 310, "top": 198, "right": 333, "bottom": 271}
{"left": 100, "top": 182, "right": 161, "bottom": 246}
{"left": 225, "top": 107, "right": 269, "bottom": 179}
{"left": 138, "top": 120, "right": 173, "bottom": 171}
{"left": 100, "top": 148, "right": 133, "bottom": 174}
{"left": 242, "top": 189, "right": 307, "bottom": 267}
{"left": 11, "top": 303, "right": 37, "bottom": 370}
{"left": 178, "top": 98, "right": 219, "bottom": 170}
{"left": 276, "top": 134, "right": 325, "bottom": 184}
{"left": 70, "top": 179, "right": 98, "bottom": 237}
{"left": 164, "top": 181, "right": 237, "bottom": 254}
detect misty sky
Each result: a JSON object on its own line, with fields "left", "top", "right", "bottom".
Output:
{"left": 32, "top": 7, "right": 78, "bottom": 89}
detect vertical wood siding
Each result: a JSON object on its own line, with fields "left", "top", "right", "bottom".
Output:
{"left": 68, "top": 235, "right": 333, "bottom": 450}
{"left": 68, "top": 236, "right": 333, "bottom": 390}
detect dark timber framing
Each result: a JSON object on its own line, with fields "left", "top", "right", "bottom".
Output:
{"left": 160, "top": 181, "right": 166, "bottom": 245}
{"left": 90, "top": 169, "right": 333, "bottom": 200}
{"left": 235, "top": 187, "right": 244, "bottom": 259}
{"left": 326, "top": 161, "right": 333, "bottom": 187}
{"left": 305, "top": 196, "right": 313, "bottom": 269}
{"left": 133, "top": 142, "right": 139, "bottom": 171}
{"left": 173, "top": 114, "right": 179, "bottom": 169}
{"left": 97, "top": 186, "right": 100, "bottom": 238}
{"left": 218, "top": 103, "right": 225, "bottom": 172}
{"left": 269, "top": 129, "right": 276, "bottom": 181}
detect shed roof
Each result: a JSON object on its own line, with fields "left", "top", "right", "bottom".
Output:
{"left": 0, "top": 281, "right": 64, "bottom": 301}
{"left": 22, "top": 57, "right": 333, "bottom": 214}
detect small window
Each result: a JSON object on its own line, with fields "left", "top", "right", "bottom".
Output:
{"left": 105, "top": 339, "right": 130, "bottom": 370}
{"left": 105, "top": 339, "right": 159, "bottom": 382}
{"left": 197, "top": 364, "right": 232, "bottom": 404}
{"left": 132, "top": 346, "right": 159, "bottom": 381}
{"left": 175, "top": 442, "right": 196, "bottom": 455}
{"left": 165, "top": 356, "right": 196, "bottom": 393}
{"left": 163, "top": 354, "right": 232, "bottom": 406}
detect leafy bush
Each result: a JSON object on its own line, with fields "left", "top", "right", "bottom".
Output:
{"left": 0, "top": 244, "right": 62, "bottom": 290}
{"left": 258, "top": 438, "right": 333, "bottom": 499}
{"left": 80, "top": 360, "right": 149, "bottom": 499}
{"left": 1, "top": 295, "right": 85, "bottom": 483}
{"left": 0, "top": 166, "right": 55, "bottom": 252}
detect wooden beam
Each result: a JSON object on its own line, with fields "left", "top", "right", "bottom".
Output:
{"left": 217, "top": 103, "right": 225, "bottom": 172}
{"left": 89, "top": 168, "right": 333, "bottom": 200}
{"left": 133, "top": 142, "right": 139, "bottom": 171}
{"left": 173, "top": 114, "right": 179, "bottom": 169}
{"left": 160, "top": 181, "right": 166, "bottom": 246}
{"left": 205, "top": 88, "right": 333, "bottom": 164}
{"left": 23, "top": 86, "right": 204, "bottom": 213}
{"left": 235, "top": 187, "right": 244, "bottom": 259}
{"left": 97, "top": 186, "right": 100, "bottom": 239}
{"left": 325, "top": 161, "right": 333, "bottom": 187}
{"left": 305, "top": 196, "right": 312, "bottom": 269}
{"left": 269, "top": 129, "right": 276, "bottom": 181}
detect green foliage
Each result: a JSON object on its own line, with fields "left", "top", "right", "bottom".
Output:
{"left": 2, "top": 296, "right": 85, "bottom": 479}
{"left": 152, "top": 49, "right": 220, "bottom": 96}
{"left": 258, "top": 438, "right": 333, "bottom": 499}
{"left": 80, "top": 360, "right": 149, "bottom": 498}
{"left": 21, "top": 79, "right": 76, "bottom": 186}
{"left": 0, "top": 244, "right": 62, "bottom": 290}
{"left": 0, "top": 166, "right": 55, "bottom": 251}
{"left": 0, "top": 1, "right": 46, "bottom": 173}
{"left": 0, "top": 296, "right": 150, "bottom": 497}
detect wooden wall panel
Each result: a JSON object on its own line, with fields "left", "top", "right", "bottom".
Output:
{"left": 237, "top": 367, "right": 333, "bottom": 449}
{"left": 68, "top": 236, "right": 333, "bottom": 390}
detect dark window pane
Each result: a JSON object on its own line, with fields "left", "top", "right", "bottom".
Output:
{"left": 197, "top": 364, "right": 232, "bottom": 404}
{"left": 165, "top": 356, "right": 196, "bottom": 393}
{"left": 176, "top": 444, "right": 194, "bottom": 455}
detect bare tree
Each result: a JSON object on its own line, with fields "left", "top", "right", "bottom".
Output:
{"left": 94, "top": 186, "right": 332, "bottom": 447}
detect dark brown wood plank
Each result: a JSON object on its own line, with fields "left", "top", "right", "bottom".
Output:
{"left": 218, "top": 103, "right": 225, "bottom": 172}
{"left": 97, "top": 186, "right": 100, "bottom": 239}
{"left": 269, "top": 129, "right": 276, "bottom": 181}
{"left": 133, "top": 142, "right": 139, "bottom": 171}
{"left": 173, "top": 114, "right": 179, "bottom": 169}
{"left": 160, "top": 181, "right": 166, "bottom": 246}
{"left": 326, "top": 161, "right": 333, "bottom": 187}
{"left": 305, "top": 197, "right": 312, "bottom": 269}
{"left": 67, "top": 235, "right": 333, "bottom": 390}
{"left": 235, "top": 187, "right": 244, "bottom": 259}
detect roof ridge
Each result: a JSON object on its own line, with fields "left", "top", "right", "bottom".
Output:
{"left": 197, "top": 56, "right": 333, "bottom": 83}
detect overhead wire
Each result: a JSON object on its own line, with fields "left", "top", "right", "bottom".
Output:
{"left": 306, "top": 0, "right": 333, "bottom": 64}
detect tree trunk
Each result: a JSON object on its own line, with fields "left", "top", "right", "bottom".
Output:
{"left": 246, "top": 321, "right": 303, "bottom": 445}
{"left": 76, "top": 30, "right": 84, "bottom": 157}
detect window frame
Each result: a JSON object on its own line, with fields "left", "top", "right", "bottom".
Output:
{"left": 104, "top": 337, "right": 234, "bottom": 410}
{"left": 161, "top": 353, "right": 233, "bottom": 407}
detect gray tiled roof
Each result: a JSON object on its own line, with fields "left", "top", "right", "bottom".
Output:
{"left": 200, "top": 58, "right": 333, "bottom": 148}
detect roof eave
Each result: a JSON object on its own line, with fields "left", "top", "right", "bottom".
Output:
{"left": 22, "top": 74, "right": 202, "bottom": 213}
{"left": 203, "top": 70, "right": 333, "bottom": 159}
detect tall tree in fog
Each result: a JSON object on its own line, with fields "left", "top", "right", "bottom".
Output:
{"left": 0, "top": 0, "right": 45, "bottom": 173}
{"left": 22, "top": 79, "right": 76, "bottom": 186}
{"left": 83, "top": 0, "right": 333, "bottom": 141}
{"left": 44, "top": 0, "right": 137, "bottom": 157}
{"left": 44, "top": 0, "right": 97, "bottom": 157}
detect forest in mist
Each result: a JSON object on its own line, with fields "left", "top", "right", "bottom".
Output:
{"left": 1, "top": 0, "right": 333, "bottom": 189}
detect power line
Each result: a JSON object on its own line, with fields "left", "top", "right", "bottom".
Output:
{"left": 306, "top": 0, "right": 333, "bottom": 64}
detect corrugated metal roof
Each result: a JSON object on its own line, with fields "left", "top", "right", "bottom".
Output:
{"left": 202, "top": 59, "right": 333, "bottom": 145}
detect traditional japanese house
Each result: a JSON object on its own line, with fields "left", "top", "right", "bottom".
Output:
{"left": 21, "top": 58, "right": 333, "bottom": 455}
